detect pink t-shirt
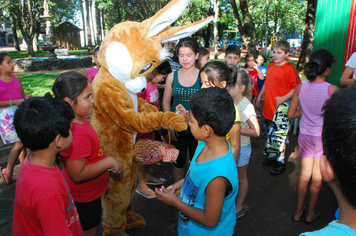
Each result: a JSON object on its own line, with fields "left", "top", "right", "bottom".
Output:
{"left": 137, "top": 83, "right": 160, "bottom": 110}
{"left": 0, "top": 74, "right": 23, "bottom": 101}
{"left": 60, "top": 119, "right": 108, "bottom": 202}
{"left": 298, "top": 81, "right": 331, "bottom": 136}
{"left": 84, "top": 67, "right": 99, "bottom": 83}
{"left": 13, "top": 157, "right": 84, "bottom": 236}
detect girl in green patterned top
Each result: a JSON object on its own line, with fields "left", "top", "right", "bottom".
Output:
{"left": 163, "top": 37, "right": 200, "bottom": 182}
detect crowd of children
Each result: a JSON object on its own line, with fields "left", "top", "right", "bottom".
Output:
{"left": 2, "top": 38, "right": 356, "bottom": 235}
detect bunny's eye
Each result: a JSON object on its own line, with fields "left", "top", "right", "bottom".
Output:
{"left": 139, "top": 63, "right": 152, "bottom": 74}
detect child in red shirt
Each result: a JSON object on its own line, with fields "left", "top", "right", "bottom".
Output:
{"left": 13, "top": 97, "right": 84, "bottom": 236}
{"left": 51, "top": 71, "right": 123, "bottom": 235}
{"left": 245, "top": 52, "right": 265, "bottom": 100}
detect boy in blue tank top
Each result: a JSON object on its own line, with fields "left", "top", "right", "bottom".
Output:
{"left": 156, "top": 87, "right": 238, "bottom": 236}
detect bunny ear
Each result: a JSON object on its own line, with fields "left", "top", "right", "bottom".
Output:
{"left": 158, "top": 16, "right": 214, "bottom": 43}
{"left": 143, "top": 0, "right": 191, "bottom": 39}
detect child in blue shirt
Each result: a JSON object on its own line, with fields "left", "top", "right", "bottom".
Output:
{"left": 300, "top": 85, "right": 356, "bottom": 235}
{"left": 156, "top": 87, "right": 238, "bottom": 235}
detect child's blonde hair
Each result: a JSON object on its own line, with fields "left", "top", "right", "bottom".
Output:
{"left": 234, "top": 69, "right": 252, "bottom": 97}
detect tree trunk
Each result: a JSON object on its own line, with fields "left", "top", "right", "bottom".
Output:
{"left": 95, "top": 2, "right": 102, "bottom": 45}
{"left": 101, "top": 9, "right": 105, "bottom": 37}
{"left": 211, "top": 0, "right": 220, "bottom": 59}
{"left": 23, "top": 35, "right": 35, "bottom": 57}
{"left": 33, "top": 34, "right": 38, "bottom": 51}
{"left": 264, "top": 2, "right": 269, "bottom": 53}
{"left": 230, "top": 0, "right": 257, "bottom": 54}
{"left": 204, "top": 26, "right": 210, "bottom": 48}
{"left": 81, "top": 0, "right": 87, "bottom": 47}
{"left": 90, "top": 1, "right": 96, "bottom": 45}
{"left": 10, "top": 16, "right": 20, "bottom": 51}
{"left": 115, "top": 1, "right": 123, "bottom": 23}
{"left": 86, "top": 0, "right": 93, "bottom": 53}
{"left": 296, "top": 0, "right": 317, "bottom": 72}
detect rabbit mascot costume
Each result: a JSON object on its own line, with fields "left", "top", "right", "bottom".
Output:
{"left": 91, "top": 0, "right": 213, "bottom": 235}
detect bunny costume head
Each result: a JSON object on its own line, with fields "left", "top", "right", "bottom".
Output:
{"left": 91, "top": 1, "right": 212, "bottom": 235}
{"left": 99, "top": 0, "right": 212, "bottom": 94}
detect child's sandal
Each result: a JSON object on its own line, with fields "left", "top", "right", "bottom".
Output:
{"left": 1, "top": 167, "right": 13, "bottom": 185}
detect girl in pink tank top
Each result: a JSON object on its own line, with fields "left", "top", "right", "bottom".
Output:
{"left": 0, "top": 53, "right": 32, "bottom": 185}
{"left": 288, "top": 49, "right": 339, "bottom": 223}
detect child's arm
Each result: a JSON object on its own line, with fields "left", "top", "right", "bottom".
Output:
{"left": 162, "top": 72, "right": 179, "bottom": 140}
{"left": 253, "top": 64, "right": 265, "bottom": 81}
{"left": 230, "top": 122, "right": 241, "bottom": 163}
{"left": 340, "top": 67, "right": 355, "bottom": 87}
{"left": 165, "top": 178, "right": 185, "bottom": 195}
{"left": 15, "top": 75, "right": 32, "bottom": 100}
{"left": 66, "top": 156, "right": 123, "bottom": 184}
{"left": 0, "top": 100, "right": 23, "bottom": 108}
{"left": 275, "top": 88, "right": 295, "bottom": 106}
{"left": 241, "top": 115, "right": 260, "bottom": 137}
{"left": 256, "top": 84, "right": 265, "bottom": 108}
{"left": 156, "top": 177, "right": 229, "bottom": 227}
{"left": 287, "top": 84, "right": 302, "bottom": 119}
{"left": 329, "top": 85, "right": 339, "bottom": 96}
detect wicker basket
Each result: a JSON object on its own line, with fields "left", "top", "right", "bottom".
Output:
{"left": 133, "top": 132, "right": 179, "bottom": 165}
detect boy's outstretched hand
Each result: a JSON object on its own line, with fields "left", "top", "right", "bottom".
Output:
{"left": 155, "top": 186, "right": 179, "bottom": 206}
{"left": 175, "top": 104, "right": 189, "bottom": 122}
{"left": 155, "top": 179, "right": 184, "bottom": 205}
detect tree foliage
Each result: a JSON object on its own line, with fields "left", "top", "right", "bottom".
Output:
{"left": 0, "top": 0, "right": 79, "bottom": 56}
{"left": 229, "top": 0, "right": 306, "bottom": 51}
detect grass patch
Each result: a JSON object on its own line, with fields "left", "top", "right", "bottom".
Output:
{"left": 21, "top": 73, "right": 58, "bottom": 96}
{"left": 20, "top": 69, "right": 87, "bottom": 97}
{"left": 6, "top": 49, "right": 89, "bottom": 59}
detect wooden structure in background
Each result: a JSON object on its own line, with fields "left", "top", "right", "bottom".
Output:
{"left": 54, "top": 22, "right": 81, "bottom": 50}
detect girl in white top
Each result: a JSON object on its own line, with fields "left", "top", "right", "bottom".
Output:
{"left": 229, "top": 69, "right": 260, "bottom": 219}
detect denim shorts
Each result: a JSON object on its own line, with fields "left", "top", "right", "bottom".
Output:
{"left": 237, "top": 144, "right": 252, "bottom": 167}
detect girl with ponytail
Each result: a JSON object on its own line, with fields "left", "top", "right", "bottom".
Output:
{"left": 288, "top": 49, "right": 339, "bottom": 223}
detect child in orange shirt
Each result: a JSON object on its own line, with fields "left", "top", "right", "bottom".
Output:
{"left": 256, "top": 40, "right": 301, "bottom": 175}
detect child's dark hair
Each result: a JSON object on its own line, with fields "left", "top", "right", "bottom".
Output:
{"left": 234, "top": 69, "right": 252, "bottom": 97}
{"left": 176, "top": 37, "right": 200, "bottom": 68}
{"left": 51, "top": 71, "right": 89, "bottom": 103}
{"left": 14, "top": 97, "right": 74, "bottom": 151}
{"left": 176, "top": 37, "right": 199, "bottom": 55}
{"left": 148, "top": 61, "right": 172, "bottom": 82}
{"left": 197, "top": 48, "right": 210, "bottom": 69}
{"left": 155, "top": 60, "right": 172, "bottom": 75}
{"left": 322, "top": 84, "right": 356, "bottom": 208}
{"left": 274, "top": 40, "right": 290, "bottom": 53}
{"left": 201, "top": 61, "right": 235, "bottom": 87}
{"left": 304, "top": 49, "right": 335, "bottom": 81}
{"left": 0, "top": 53, "right": 10, "bottom": 64}
{"left": 257, "top": 53, "right": 266, "bottom": 64}
{"left": 225, "top": 45, "right": 241, "bottom": 56}
{"left": 189, "top": 87, "right": 235, "bottom": 137}
{"left": 244, "top": 52, "right": 256, "bottom": 68}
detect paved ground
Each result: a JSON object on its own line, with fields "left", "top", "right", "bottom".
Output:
{"left": 0, "top": 123, "right": 338, "bottom": 236}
